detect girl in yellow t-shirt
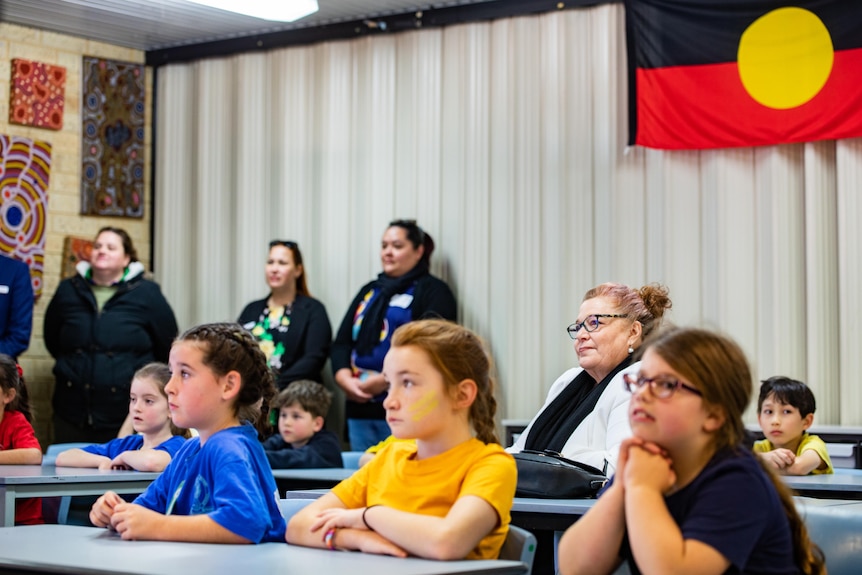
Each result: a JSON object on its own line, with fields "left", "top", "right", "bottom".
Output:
{"left": 286, "top": 319, "right": 516, "bottom": 560}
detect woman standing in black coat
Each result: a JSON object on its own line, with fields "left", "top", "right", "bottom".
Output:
{"left": 44, "top": 227, "right": 178, "bottom": 443}
{"left": 331, "top": 220, "right": 457, "bottom": 450}
{"left": 238, "top": 240, "right": 331, "bottom": 390}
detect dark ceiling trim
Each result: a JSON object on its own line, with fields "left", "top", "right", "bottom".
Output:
{"left": 146, "top": 0, "right": 615, "bottom": 67}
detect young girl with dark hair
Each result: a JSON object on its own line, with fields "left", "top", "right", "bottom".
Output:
{"left": 89, "top": 323, "right": 284, "bottom": 543}
{"left": 0, "top": 355, "right": 42, "bottom": 524}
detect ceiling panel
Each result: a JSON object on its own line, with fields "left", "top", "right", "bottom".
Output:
{"left": 0, "top": 0, "right": 495, "bottom": 51}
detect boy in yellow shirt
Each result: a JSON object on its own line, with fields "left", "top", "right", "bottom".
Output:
{"left": 754, "top": 376, "right": 832, "bottom": 475}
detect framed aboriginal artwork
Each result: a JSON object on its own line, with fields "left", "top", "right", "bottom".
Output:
{"left": 81, "top": 57, "right": 145, "bottom": 218}
{"left": 8, "top": 59, "right": 66, "bottom": 130}
{"left": 61, "top": 236, "right": 94, "bottom": 280}
{"left": 0, "top": 134, "right": 52, "bottom": 299}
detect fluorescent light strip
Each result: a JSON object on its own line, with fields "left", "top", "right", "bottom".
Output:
{"left": 184, "top": 0, "right": 319, "bottom": 22}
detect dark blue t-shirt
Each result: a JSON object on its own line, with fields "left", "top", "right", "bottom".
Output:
{"left": 612, "top": 447, "right": 798, "bottom": 575}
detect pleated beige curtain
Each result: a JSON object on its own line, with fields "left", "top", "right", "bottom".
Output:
{"left": 155, "top": 3, "right": 862, "bottom": 426}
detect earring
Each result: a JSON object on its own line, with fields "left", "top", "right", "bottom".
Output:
{"left": 628, "top": 345, "right": 634, "bottom": 354}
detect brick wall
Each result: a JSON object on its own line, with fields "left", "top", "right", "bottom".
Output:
{"left": 0, "top": 23, "right": 152, "bottom": 448}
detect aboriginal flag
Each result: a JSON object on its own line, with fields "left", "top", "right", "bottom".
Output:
{"left": 626, "top": 0, "right": 862, "bottom": 150}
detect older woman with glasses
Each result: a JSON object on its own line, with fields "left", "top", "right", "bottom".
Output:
{"left": 239, "top": 240, "right": 332, "bottom": 389}
{"left": 331, "top": 220, "right": 457, "bottom": 451}
{"left": 508, "top": 282, "right": 672, "bottom": 475}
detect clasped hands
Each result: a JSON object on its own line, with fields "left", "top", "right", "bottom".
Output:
{"left": 615, "top": 437, "right": 677, "bottom": 495}
{"left": 90, "top": 491, "right": 162, "bottom": 540}
{"left": 757, "top": 448, "right": 796, "bottom": 471}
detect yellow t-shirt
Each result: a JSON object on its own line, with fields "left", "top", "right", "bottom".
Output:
{"left": 753, "top": 433, "right": 834, "bottom": 474}
{"left": 332, "top": 437, "right": 517, "bottom": 559}
{"left": 364, "top": 435, "right": 412, "bottom": 454}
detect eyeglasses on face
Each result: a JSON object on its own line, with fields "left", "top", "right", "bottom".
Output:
{"left": 566, "top": 314, "right": 628, "bottom": 339}
{"left": 269, "top": 240, "right": 298, "bottom": 249}
{"left": 622, "top": 373, "right": 703, "bottom": 399}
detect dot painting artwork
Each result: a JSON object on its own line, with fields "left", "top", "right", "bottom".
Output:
{"left": 0, "top": 134, "right": 52, "bottom": 299}
{"left": 9, "top": 59, "right": 66, "bottom": 130}
{"left": 81, "top": 57, "right": 145, "bottom": 218}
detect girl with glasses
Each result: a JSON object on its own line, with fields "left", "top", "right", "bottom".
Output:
{"left": 558, "top": 327, "right": 825, "bottom": 575}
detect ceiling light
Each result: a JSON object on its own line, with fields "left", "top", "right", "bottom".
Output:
{"left": 185, "top": 0, "right": 319, "bottom": 22}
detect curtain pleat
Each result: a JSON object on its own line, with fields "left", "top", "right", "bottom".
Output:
{"left": 155, "top": 4, "right": 862, "bottom": 425}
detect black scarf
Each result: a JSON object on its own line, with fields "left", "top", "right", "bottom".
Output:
{"left": 523, "top": 355, "right": 634, "bottom": 453}
{"left": 354, "top": 263, "right": 429, "bottom": 355}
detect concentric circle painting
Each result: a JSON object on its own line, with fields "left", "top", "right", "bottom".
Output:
{"left": 0, "top": 135, "right": 51, "bottom": 298}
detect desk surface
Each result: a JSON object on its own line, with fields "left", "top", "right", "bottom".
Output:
{"left": 784, "top": 472, "right": 862, "bottom": 498}
{"left": 0, "top": 466, "right": 159, "bottom": 527}
{"left": 0, "top": 466, "right": 160, "bottom": 485}
{"left": 271, "top": 468, "right": 355, "bottom": 481}
{"left": 271, "top": 467, "right": 355, "bottom": 495}
{"left": 0, "top": 525, "right": 527, "bottom": 575}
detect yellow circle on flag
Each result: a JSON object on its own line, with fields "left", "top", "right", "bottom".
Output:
{"left": 738, "top": 7, "right": 834, "bottom": 110}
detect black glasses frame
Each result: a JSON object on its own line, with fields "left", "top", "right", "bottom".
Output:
{"left": 622, "top": 373, "right": 704, "bottom": 399}
{"left": 566, "top": 314, "right": 628, "bottom": 339}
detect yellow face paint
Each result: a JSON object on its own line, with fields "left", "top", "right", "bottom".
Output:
{"left": 408, "top": 391, "right": 439, "bottom": 422}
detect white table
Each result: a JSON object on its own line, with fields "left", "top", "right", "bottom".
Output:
{"left": 0, "top": 524, "right": 527, "bottom": 575}
{"left": 0, "top": 466, "right": 159, "bottom": 527}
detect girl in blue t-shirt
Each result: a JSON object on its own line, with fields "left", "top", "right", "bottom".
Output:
{"left": 89, "top": 322, "right": 285, "bottom": 543}
{"left": 558, "top": 327, "right": 825, "bottom": 575}
{"left": 56, "top": 363, "right": 188, "bottom": 471}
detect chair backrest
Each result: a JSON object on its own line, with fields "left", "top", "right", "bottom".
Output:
{"left": 341, "top": 451, "right": 363, "bottom": 469}
{"left": 499, "top": 524, "right": 537, "bottom": 575}
{"left": 796, "top": 498, "right": 862, "bottom": 575}
{"left": 42, "top": 443, "right": 92, "bottom": 465}
{"left": 278, "top": 498, "right": 314, "bottom": 524}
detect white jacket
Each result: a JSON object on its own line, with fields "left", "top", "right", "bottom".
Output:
{"left": 507, "top": 361, "right": 638, "bottom": 476}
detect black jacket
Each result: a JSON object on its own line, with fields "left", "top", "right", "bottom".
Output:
{"left": 238, "top": 294, "right": 332, "bottom": 388}
{"left": 330, "top": 274, "right": 457, "bottom": 373}
{"left": 44, "top": 264, "right": 178, "bottom": 430}
{"left": 262, "top": 428, "right": 343, "bottom": 469}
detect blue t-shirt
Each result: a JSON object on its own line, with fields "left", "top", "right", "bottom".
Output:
{"left": 133, "top": 424, "right": 286, "bottom": 543}
{"left": 83, "top": 435, "right": 186, "bottom": 459}
{"left": 614, "top": 447, "right": 797, "bottom": 575}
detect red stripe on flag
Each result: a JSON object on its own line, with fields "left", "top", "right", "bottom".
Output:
{"left": 635, "top": 47, "right": 862, "bottom": 150}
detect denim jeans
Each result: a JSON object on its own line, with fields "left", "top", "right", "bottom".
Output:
{"left": 346, "top": 419, "right": 391, "bottom": 451}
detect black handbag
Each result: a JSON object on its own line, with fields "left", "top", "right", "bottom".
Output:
{"left": 514, "top": 449, "right": 608, "bottom": 499}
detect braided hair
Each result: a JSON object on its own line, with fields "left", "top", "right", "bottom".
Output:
{"left": 176, "top": 323, "right": 276, "bottom": 434}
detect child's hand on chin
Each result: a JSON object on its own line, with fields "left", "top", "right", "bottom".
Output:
{"left": 623, "top": 443, "right": 676, "bottom": 494}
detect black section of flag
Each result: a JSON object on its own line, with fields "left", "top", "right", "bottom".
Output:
{"left": 626, "top": 0, "right": 862, "bottom": 69}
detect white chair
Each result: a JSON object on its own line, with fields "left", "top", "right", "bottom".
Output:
{"left": 499, "top": 524, "right": 537, "bottom": 575}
